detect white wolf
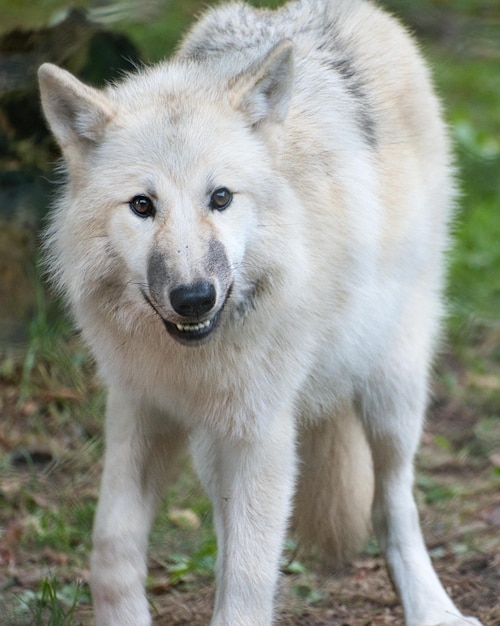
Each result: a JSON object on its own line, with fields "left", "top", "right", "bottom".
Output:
{"left": 38, "top": 0, "right": 482, "bottom": 624}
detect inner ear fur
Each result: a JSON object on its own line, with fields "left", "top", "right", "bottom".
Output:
{"left": 231, "top": 39, "right": 295, "bottom": 127}
{"left": 38, "top": 63, "right": 115, "bottom": 152}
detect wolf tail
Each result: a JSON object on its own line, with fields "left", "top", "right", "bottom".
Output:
{"left": 292, "top": 404, "right": 374, "bottom": 563}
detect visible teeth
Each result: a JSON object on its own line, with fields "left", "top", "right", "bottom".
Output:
{"left": 175, "top": 319, "right": 212, "bottom": 333}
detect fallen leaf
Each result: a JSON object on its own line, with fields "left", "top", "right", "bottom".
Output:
{"left": 168, "top": 507, "right": 201, "bottom": 530}
{"left": 148, "top": 576, "right": 173, "bottom": 594}
{"left": 484, "top": 505, "right": 500, "bottom": 526}
{"left": 0, "top": 546, "right": 15, "bottom": 566}
{"left": 489, "top": 452, "right": 500, "bottom": 468}
{"left": 2, "top": 520, "right": 23, "bottom": 546}
{"left": 20, "top": 400, "right": 39, "bottom": 417}
{"left": 41, "top": 547, "right": 70, "bottom": 566}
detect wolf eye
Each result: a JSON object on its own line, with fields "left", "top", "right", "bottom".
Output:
{"left": 130, "top": 195, "right": 155, "bottom": 218}
{"left": 209, "top": 187, "right": 233, "bottom": 212}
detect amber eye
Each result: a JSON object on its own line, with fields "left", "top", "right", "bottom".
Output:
{"left": 209, "top": 187, "right": 233, "bottom": 212}
{"left": 130, "top": 195, "right": 155, "bottom": 218}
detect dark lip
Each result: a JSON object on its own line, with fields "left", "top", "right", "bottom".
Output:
{"left": 162, "top": 311, "right": 221, "bottom": 346}
{"left": 141, "top": 287, "right": 230, "bottom": 346}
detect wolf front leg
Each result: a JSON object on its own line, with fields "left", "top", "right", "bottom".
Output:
{"left": 360, "top": 327, "right": 482, "bottom": 626}
{"left": 90, "top": 389, "right": 188, "bottom": 626}
{"left": 192, "top": 409, "right": 297, "bottom": 626}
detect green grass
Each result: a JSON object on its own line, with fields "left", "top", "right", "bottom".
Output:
{"left": 10, "top": 576, "right": 89, "bottom": 626}
{"left": 24, "top": 502, "right": 94, "bottom": 555}
{"left": 433, "top": 50, "right": 500, "bottom": 323}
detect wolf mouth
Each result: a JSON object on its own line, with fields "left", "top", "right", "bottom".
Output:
{"left": 141, "top": 289, "right": 228, "bottom": 346}
{"left": 162, "top": 313, "right": 221, "bottom": 345}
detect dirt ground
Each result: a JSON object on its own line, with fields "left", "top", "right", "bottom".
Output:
{"left": 71, "top": 452, "right": 500, "bottom": 625}
{"left": 143, "top": 406, "right": 500, "bottom": 626}
{"left": 1, "top": 346, "right": 499, "bottom": 626}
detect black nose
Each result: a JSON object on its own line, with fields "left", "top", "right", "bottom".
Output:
{"left": 169, "top": 281, "right": 217, "bottom": 318}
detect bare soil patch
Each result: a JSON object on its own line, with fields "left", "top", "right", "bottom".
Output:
{"left": 1, "top": 339, "right": 499, "bottom": 625}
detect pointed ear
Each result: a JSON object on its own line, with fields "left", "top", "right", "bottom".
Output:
{"left": 232, "top": 40, "right": 294, "bottom": 127}
{"left": 38, "top": 63, "right": 115, "bottom": 153}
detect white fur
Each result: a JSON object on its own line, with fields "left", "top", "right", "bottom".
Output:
{"left": 38, "top": 0, "right": 482, "bottom": 624}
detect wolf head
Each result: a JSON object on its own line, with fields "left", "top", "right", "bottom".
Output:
{"left": 38, "top": 41, "right": 296, "bottom": 346}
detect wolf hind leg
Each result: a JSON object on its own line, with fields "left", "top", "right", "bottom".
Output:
{"left": 292, "top": 403, "right": 373, "bottom": 563}
{"left": 359, "top": 312, "right": 483, "bottom": 626}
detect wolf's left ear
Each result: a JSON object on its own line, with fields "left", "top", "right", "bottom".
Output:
{"left": 38, "top": 63, "right": 115, "bottom": 155}
{"left": 232, "top": 40, "right": 294, "bottom": 127}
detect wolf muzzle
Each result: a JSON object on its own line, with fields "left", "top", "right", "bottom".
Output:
{"left": 142, "top": 278, "right": 228, "bottom": 346}
{"left": 145, "top": 240, "right": 232, "bottom": 345}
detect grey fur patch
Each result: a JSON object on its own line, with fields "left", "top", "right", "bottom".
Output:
{"left": 324, "top": 56, "right": 377, "bottom": 148}
{"left": 147, "top": 248, "right": 170, "bottom": 303}
{"left": 317, "top": 18, "right": 378, "bottom": 148}
{"left": 232, "top": 275, "right": 270, "bottom": 321}
{"left": 204, "top": 238, "right": 231, "bottom": 281}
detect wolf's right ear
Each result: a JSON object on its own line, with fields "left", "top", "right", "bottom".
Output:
{"left": 38, "top": 63, "right": 115, "bottom": 155}
{"left": 231, "top": 40, "right": 294, "bottom": 127}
